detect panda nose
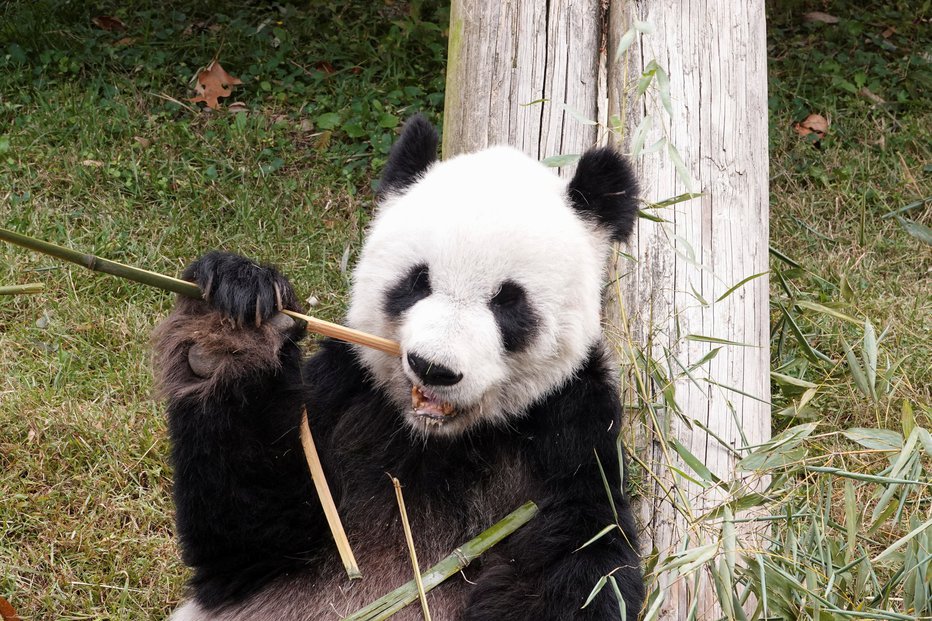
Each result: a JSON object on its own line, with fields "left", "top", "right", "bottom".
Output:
{"left": 406, "top": 353, "right": 463, "bottom": 386}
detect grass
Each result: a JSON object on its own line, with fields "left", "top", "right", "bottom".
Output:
{"left": 0, "top": 0, "right": 929, "bottom": 619}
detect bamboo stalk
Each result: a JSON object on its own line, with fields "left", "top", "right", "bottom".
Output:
{"left": 391, "top": 476, "right": 431, "bottom": 621}
{"left": 0, "top": 283, "right": 44, "bottom": 295}
{"left": 301, "top": 409, "right": 361, "bottom": 580}
{"left": 342, "top": 501, "right": 539, "bottom": 621}
{"left": 0, "top": 227, "right": 401, "bottom": 356}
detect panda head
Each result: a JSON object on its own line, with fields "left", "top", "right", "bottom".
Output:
{"left": 346, "top": 116, "right": 638, "bottom": 437}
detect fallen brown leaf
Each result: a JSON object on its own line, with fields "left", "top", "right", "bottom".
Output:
{"left": 133, "top": 136, "right": 152, "bottom": 148}
{"left": 803, "top": 11, "right": 840, "bottom": 24}
{"left": 315, "top": 61, "right": 336, "bottom": 74}
{"left": 881, "top": 26, "right": 896, "bottom": 38}
{"left": 92, "top": 15, "right": 126, "bottom": 32}
{"left": 114, "top": 37, "right": 137, "bottom": 46}
{"left": 0, "top": 596, "right": 21, "bottom": 621}
{"left": 188, "top": 61, "right": 243, "bottom": 110}
{"left": 793, "top": 113, "right": 829, "bottom": 140}
{"left": 81, "top": 159, "right": 105, "bottom": 167}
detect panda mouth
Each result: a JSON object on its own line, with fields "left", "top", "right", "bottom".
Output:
{"left": 411, "top": 385, "right": 457, "bottom": 426}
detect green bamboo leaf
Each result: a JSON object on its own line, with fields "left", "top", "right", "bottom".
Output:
{"left": 771, "top": 371, "right": 818, "bottom": 390}
{"left": 666, "top": 141, "right": 693, "bottom": 192}
{"left": 606, "top": 576, "right": 628, "bottom": 621}
{"left": 581, "top": 575, "right": 608, "bottom": 608}
{"left": 777, "top": 302, "right": 833, "bottom": 363}
{"left": 633, "top": 20, "right": 655, "bottom": 33}
{"left": 688, "top": 282, "right": 710, "bottom": 306}
{"left": 636, "top": 68, "right": 656, "bottom": 97}
{"left": 642, "top": 138, "right": 665, "bottom": 155}
{"left": 842, "top": 336, "right": 873, "bottom": 401}
{"left": 641, "top": 589, "right": 665, "bottom": 621}
{"left": 738, "top": 423, "right": 817, "bottom": 471}
{"left": 575, "top": 524, "right": 618, "bottom": 552}
{"left": 652, "top": 61, "right": 673, "bottom": 117}
{"left": 686, "top": 346, "right": 720, "bottom": 372}
{"left": 711, "top": 557, "right": 734, "bottom": 619}
{"left": 794, "top": 300, "right": 860, "bottom": 325}
{"left": 862, "top": 320, "right": 878, "bottom": 401}
{"left": 561, "top": 103, "right": 598, "bottom": 126}
{"left": 658, "top": 541, "right": 718, "bottom": 575}
{"left": 873, "top": 515, "right": 932, "bottom": 563}
{"left": 842, "top": 428, "right": 903, "bottom": 452}
{"left": 895, "top": 215, "right": 932, "bottom": 245}
{"left": 649, "top": 192, "right": 702, "bottom": 208}
{"left": 845, "top": 480, "right": 858, "bottom": 562}
{"left": 716, "top": 271, "right": 768, "bottom": 302}
{"left": 668, "top": 438, "right": 721, "bottom": 486}
{"left": 685, "top": 334, "right": 758, "bottom": 348}
{"left": 631, "top": 115, "right": 652, "bottom": 157}
{"left": 881, "top": 195, "right": 932, "bottom": 219}
{"left": 806, "top": 466, "right": 926, "bottom": 486}
{"left": 637, "top": 209, "right": 670, "bottom": 223}
{"left": 722, "top": 506, "right": 736, "bottom": 578}
{"left": 614, "top": 28, "right": 637, "bottom": 60}
{"left": 917, "top": 427, "right": 932, "bottom": 458}
{"left": 900, "top": 400, "right": 915, "bottom": 438}
{"left": 769, "top": 245, "right": 802, "bottom": 268}
{"left": 541, "top": 153, "right": 581, "bottom": 168}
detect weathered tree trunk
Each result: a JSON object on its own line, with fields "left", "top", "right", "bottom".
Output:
{"left": 444, "top": 2, "right": 770, "bottom": 619}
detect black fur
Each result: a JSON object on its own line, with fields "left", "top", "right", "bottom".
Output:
{"left": 384, "top": 263, "right": 432, "bottom": 318}
{"left": 156, "top": 256, "right": 643, "bottom": 619}
{"left": 490, "top": 280, "right": 539, "bottom": 353}
{"left": 378, "top": 114, "right": 439, "bottom": 195}
{"left": 568, "top": 148, "right": 640, "bottom": 243}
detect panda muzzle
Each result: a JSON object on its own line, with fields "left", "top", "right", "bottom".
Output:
{"left": 411, "top": 385, "right": 457, "bottom": 422}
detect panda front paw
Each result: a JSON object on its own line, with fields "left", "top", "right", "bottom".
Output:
{"left": 182, "top": 251, "right": 301, "bottom": 327}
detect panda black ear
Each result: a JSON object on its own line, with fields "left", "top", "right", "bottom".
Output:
{"left": 567, "top": 148, "right": 639, "bottom": 243}
{"left": 378, "top": 115, "right": 439, "bottom": 196}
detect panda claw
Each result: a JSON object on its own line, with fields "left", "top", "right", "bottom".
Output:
{"left": 273, "top": 282, "right": 284, "bottom": 312}
{"left": 202, "top": 272, "right": 214, "bottom": 303}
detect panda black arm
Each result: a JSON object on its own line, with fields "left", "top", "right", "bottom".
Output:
{"left": 462, "top": 346, "right": 643, "bottom": 620}
{"left": 152, "top": 252, "right": 332, "bottom": 609}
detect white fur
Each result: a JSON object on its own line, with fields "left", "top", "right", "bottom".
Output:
{"left": 347, "top": 146, "right": 609, "bottom": 435}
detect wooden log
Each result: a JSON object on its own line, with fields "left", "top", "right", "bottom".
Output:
{"left": 444, "top": 2, "right": 770, "bottom": 618}
{"left": 608, "top": 2, "right": 770, "bottom": 617}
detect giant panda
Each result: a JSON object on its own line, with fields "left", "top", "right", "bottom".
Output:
{"left": 153, "top": 116, "right": 644, "bottom": 620}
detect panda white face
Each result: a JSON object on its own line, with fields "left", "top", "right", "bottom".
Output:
{"left": 345, "top": 118, "right": 638, "bottom": 437}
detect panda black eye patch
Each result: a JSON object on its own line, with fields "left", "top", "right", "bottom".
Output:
{"left": 490, "top": 280, "right": 539, "bottom": 352}
{"left": 384, "top": 263, "right": 432, "bottom": 317}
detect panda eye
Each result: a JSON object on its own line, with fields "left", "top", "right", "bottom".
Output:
{"left": 491, "top": 281, "right": 524, "bottom": 308}
{"left": 384, "top": 263, "right": 432, "bottom": 317}
{"left": 410, "top": 267, "right": 430, "bottom": 292}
